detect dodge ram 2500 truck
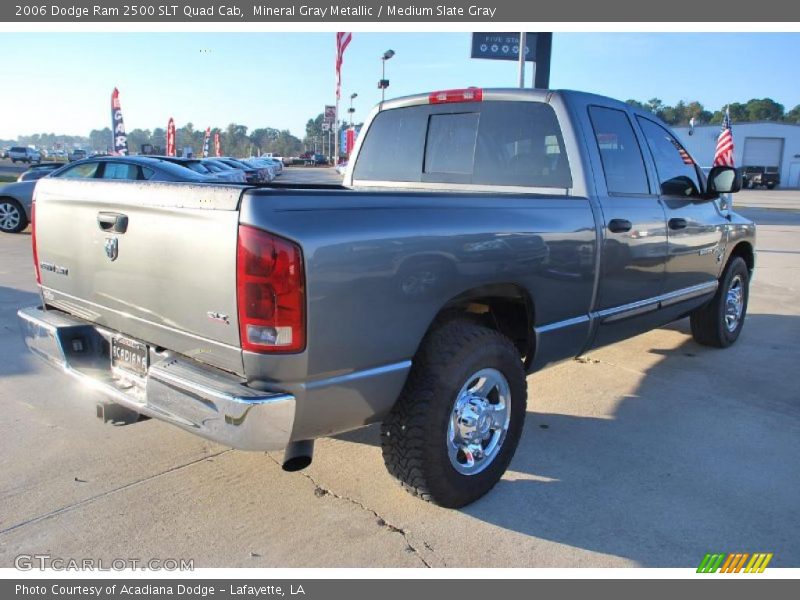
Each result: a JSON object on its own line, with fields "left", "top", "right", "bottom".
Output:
{"left": 19, "top": 89, "right": 755, "bottom": 507}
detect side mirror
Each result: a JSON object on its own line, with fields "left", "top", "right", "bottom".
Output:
{"left": 707, "top": 166, "right": 741, "bottom": 195}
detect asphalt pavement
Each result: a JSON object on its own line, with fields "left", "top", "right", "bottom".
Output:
{"left": 0, "top": 174, "right": 797, "bottom": 568}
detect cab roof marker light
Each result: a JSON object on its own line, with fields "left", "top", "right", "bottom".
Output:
{"left": 428, "top": 88, "right": 484, "bottom": 104}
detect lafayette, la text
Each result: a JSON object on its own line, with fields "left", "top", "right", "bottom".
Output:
{"left": 253, "top": 5, "right": 498, "bottom": 18}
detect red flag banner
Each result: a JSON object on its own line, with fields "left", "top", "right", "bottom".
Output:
{"left": 110, "top": 88, "right": 129, "bottom": 156}
{"left": 166, "top": 118, "right": 176, "bottom": 157}
{"left": 335, "top": 32, "right": 352, "bottom": 100}
{"left": 202, "top": 127, "right": 211, "bottom": 158}
{"left": 214, "top": 131, "right": 221, "bottom": 157}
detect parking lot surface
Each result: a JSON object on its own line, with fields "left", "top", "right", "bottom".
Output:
{"left": 0, "top": 175, "right": 798, "bottom": 568}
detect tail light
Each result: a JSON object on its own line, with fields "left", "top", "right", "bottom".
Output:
{"left": 31, "top": 201, "right": 41, "bottom": 285}
{"left": 428, "top": 88, "right": 483, "bottom": 104}
{"left": 236, "top": 225, "right": 305, "bottom": 353}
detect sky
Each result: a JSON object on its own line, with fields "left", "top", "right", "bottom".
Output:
{"left": 0, "top": 32, "right": 798, "bottom": 141}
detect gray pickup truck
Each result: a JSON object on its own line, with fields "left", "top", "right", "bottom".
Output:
{"left": 19, "top": 89, "right": 754, "bottom": 507}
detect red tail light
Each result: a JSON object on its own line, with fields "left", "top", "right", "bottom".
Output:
{"left": 31, "top": 201, "right": 41, "bottom": 285}
{"left": 236, "top": 225, "right": 305, "bottom": 353}
{"left": 428, "top": 88, "right": 483, "bottom": 104}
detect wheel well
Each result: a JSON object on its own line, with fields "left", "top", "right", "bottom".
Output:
{"left": 729, "top": 241, "right": 755, "bottom": 275}
{"left": 428, "top": 284, "right": 534, "bottom": 365}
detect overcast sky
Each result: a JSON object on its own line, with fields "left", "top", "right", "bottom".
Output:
{"left": 1, "top": 32, "right": 798, "bottom": 140}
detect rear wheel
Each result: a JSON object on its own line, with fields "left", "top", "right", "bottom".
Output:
{"left": 381, "top": 319, "right": 527, "bottom": 507}
{"left": 690, "top": 257, "right": 749, "bottom": 348}
{"left": 0, "top": 198, "right": 27, "bottom": 234}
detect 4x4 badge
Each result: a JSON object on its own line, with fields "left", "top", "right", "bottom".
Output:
{"left": 105, "top": 237, "right": 119, "bottom": 261}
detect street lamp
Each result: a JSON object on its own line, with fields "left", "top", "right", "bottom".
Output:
{"left": 348, "top": 93, "right": 358, "bottom": 126}
{"left": 378, "top": 49, "right": 394, "bottom": 102}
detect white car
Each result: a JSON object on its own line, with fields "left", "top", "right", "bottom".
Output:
{"left": 7, "top": 147, "right": 42, "bottom": 164}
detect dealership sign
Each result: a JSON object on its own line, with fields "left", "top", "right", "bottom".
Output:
{"left": 470, "top": 32, "right": 538, "bottom": 61}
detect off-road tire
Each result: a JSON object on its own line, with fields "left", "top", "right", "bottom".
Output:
{"left": 381, "top": 319, "right": 527, "bottom": 508}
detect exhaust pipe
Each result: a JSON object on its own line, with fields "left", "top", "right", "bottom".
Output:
{"left": 282, "top": 440, "right": 314, "bottom": 472}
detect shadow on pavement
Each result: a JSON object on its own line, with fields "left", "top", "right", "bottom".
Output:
{"left": 0, "top": 285, "right": 40, "bottom": 377}
{"left": 335, "top": 314, "right": 800, "bottom": 566}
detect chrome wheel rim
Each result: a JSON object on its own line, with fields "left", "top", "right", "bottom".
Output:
{"left": 447, "top": 368, "right": 511, "bottom": 476}
{"left": 724, "top": 274, "right": 745, "bottom": 332}
{"left": 0, "top": 202, "right": 21, "bottom": 231}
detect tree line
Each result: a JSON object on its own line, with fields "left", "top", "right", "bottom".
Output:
{"left": 6, "top": 123, "right": 306, "bottom": 158}
{"left": 625, "top": 97, "right": 800, "bottom": 126}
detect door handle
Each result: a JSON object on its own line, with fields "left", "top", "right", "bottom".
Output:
{"left": 607, "top": 219, "right": 632, "bottom": 233}
{"left": 97, "top": 212, "right": 128, "bottom": 234}
{"left": 668, "top": 218, "right": 688, "bottom": 230}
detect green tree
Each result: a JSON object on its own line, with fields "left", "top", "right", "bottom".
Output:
{"left": 785, "top": 105, "right": 800, "bottom": 124}
{"left": 744, "top": 98, "right": 784, "bottom": 121}
{"left": 89, "top": 128, "right": 112, "bottom": 152}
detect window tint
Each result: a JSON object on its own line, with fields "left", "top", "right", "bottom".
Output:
{"left": 637, "top": 117, "right": 701, "bottom": 197}
{"left": 141, "top": 166, "right": 154, "bottom": 180}
{"left": 354, "top": 101, "right": 571, "bottom": 188}
{"left": 424, "top": 113, "right": 479, "bottom": 175}
{"left": 102, "top": 162, "right": 140, "bottom": 180}
{"left": 352, "top": 106, "right": 428, "bottom": 182}
{"left": 57, "top": 162, "right": 100, "bottom": 179}
{"left": 588, "top": 106, "right": 649, "bottom": 195}
{"left": 472, "top": 102, "right": 571, "bottom": 188}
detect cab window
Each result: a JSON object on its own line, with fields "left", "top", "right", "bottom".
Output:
{"left": 637, "top": 117, "right": 702, "bottom": 197}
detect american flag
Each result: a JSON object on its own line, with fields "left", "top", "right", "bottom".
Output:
{"left": 713, "top": 108, "right": 735, "bottom": 167}
{"left": 336, "top": 32, "right": 352, "bottom": 100}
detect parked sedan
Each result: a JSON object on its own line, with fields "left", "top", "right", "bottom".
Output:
{"left": 215, "top": 157, "right": 266, "bottom": 184}
{"left": 0, "top": 156, "right": 217, "bottom": 234}
{"left": 154, "top": 156, "right": 246, "bottom": 183}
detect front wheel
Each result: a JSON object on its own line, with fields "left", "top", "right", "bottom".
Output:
{"left": 690, "top": 257, "right": 749, "bottom": 348}
{"left": 381, "top": 319, "right": 527, "bottom": 507}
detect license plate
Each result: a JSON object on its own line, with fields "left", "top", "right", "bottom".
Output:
{"left": 111, "top": 335, "right": 149, "bottom": 378}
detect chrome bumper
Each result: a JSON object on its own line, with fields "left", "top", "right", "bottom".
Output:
{"left": 17, "top": 306, "right": 295, "bottom": 451}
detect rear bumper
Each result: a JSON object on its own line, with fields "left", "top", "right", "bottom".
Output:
{"left": 17, "top": 305, "right": 295, "bottom": 451}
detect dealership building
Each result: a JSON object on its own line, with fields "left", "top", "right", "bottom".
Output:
{"left": 674, "top": 122, "right": 800, "bottom": 188}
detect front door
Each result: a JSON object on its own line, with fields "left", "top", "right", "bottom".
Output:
{"left": 636, "top": 117, "right": 727, "bottom": 304}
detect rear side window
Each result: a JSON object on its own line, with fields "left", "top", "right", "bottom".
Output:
{"left": 102, "top": 162, "right": 141, "bottom": 180}
{"left": 354, "top": 101, "right": 571, "bottom": 188}
{"left": 637, "top": 117, "right": 702, "bottom": 197}
{"left": 588, "top": 106, "right": 650, "bottom": 195}
{"left": 56, "top": 162, "right": 100, "bottom": 179}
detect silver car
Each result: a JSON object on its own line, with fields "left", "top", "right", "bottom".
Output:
{"left": 0, "top": 156, "right": 218, "bottom": 234}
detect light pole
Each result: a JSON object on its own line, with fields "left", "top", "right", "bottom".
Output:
{"left": 379, "top": 49, "right": 394, "bottom": 103}
{"left": 348, "top": 93, "right": 358, "bottom": 126}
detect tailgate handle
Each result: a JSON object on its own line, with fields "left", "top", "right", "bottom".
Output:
{"left": 97, "top": 212, "right": 128, "bottom": 233}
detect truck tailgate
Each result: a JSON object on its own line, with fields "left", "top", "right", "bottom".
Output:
{"left": 33, "top": 178, "right": 246, "bottom": 375}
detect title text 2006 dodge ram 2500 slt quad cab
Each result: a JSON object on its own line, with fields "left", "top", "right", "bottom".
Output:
{"left": 19, "top": 89, "right": 754, "bottom": 507}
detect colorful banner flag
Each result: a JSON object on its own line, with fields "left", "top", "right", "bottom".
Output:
{"left": 713, "top": 107, "right": 735, "bottom": 167}
{"left": 166, "top": 118, "right": 176, "bottom": 157}
{"left": 214, "top": 131, "right": 221, "bottom": 157}
{"left": 335, "top": 32, "right": 352, "bottom": 100}
{"left": 202, "top": 127, "right": 211, "bottom": 158}
{"left": 110, "top": 88, "right": 129, "bottom": 156}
